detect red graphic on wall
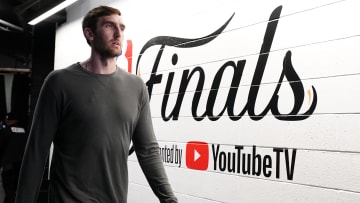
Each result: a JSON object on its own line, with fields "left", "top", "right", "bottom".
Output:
{"left": 125, "top": 39, "right": 133, "bottom": 73}
{"left": 186, "top": 141, "right": 209, "bottom": 170}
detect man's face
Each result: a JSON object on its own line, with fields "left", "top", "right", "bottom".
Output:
{"left": 91, "top": 14, "right": 125, "bottom": 57}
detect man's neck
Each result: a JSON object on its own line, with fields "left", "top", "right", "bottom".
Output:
{"left": 82, "top": 55, "right": 117, "bottom": 74}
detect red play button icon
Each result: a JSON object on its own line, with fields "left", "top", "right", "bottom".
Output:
{"left": 186, "top": 141, "right": 209, "bottom": 170}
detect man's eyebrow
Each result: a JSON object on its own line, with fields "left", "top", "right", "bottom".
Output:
{"left": 102, "top": 20, "right": 116, "bottom": 25}
{"left": 102, "top": 20, "right": 125, "bottom": 29}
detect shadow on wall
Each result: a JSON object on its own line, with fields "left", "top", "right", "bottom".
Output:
{"left": 66, "top": 0, "right": 118, "bottom": 22}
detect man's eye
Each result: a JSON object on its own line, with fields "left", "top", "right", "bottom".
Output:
{"left": 105, "top": 23, "right": 113, "bottom": 28}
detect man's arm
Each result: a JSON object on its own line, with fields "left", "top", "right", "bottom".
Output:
{"left": 132, "top": 83, "right": 178, "bottom": 203}
{"left": 16, "top": 73, "right": 59, "bottom": 203}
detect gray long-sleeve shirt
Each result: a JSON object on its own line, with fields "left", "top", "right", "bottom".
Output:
{"left": 16, "top": 63, "right": 177, "bottom": 203}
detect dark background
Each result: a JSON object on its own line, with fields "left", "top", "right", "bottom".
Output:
{"left": 1, "top": 1, "right": 70, "bottom": 202}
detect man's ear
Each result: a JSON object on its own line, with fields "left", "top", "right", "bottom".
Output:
{"left": 84, "top": 28, "right": 95, "bottom": 42}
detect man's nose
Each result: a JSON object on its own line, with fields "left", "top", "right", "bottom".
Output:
{"left": 114, "top": 26, "right": 122, "bottom": 38}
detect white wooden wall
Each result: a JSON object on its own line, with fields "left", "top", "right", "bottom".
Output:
{"left": 55, "top": 0, "right": 360, "bottom": 202}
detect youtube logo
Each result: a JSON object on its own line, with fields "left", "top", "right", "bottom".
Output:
{"left": 186, "top": 141, "right": 209, "bottom": 170}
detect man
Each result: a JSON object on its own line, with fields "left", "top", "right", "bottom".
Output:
{"left": 16, "top": 5, "right": 177, "bottom": 203}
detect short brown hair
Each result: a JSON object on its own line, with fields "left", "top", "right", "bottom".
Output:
{"left": 82, "top": 5, "right": 121, "bottom": 31}
{"left": 82, "top": 6, "right": 121, "bottom": 44}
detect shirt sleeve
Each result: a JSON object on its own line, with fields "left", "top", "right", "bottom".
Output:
{"left": 132, "top": 82, "right": 178, "bottom": 203}
{"left": 16, "top": 73, "right": 60, "bottom": 203}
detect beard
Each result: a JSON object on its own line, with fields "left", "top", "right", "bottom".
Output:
{"left": 92, "top": 36, "right": 122, "bottom": 58}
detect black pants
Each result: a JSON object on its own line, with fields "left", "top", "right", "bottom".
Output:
{"left": 1, "top": 166, "right": 20, "bottom": 203}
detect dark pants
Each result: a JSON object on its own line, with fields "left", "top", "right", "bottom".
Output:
{"left": 1, "top": 166, "right": 20, "bottom": 203}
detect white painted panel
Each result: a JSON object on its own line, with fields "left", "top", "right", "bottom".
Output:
{"left": 151, "top": 114, "right": 360, "bottom": 153}
{"left": 130, "top": 146, "right": 360, "bottom": 202}
{"left": 56, "top": 0, "right": 360, "bottom": 202}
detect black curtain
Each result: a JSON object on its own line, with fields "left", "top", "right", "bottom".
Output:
{"left": 11, "top": 73, "right": 30, "bottom": 128}
{"left": 0, "top": 75, "right": 6, "bottom": 121}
